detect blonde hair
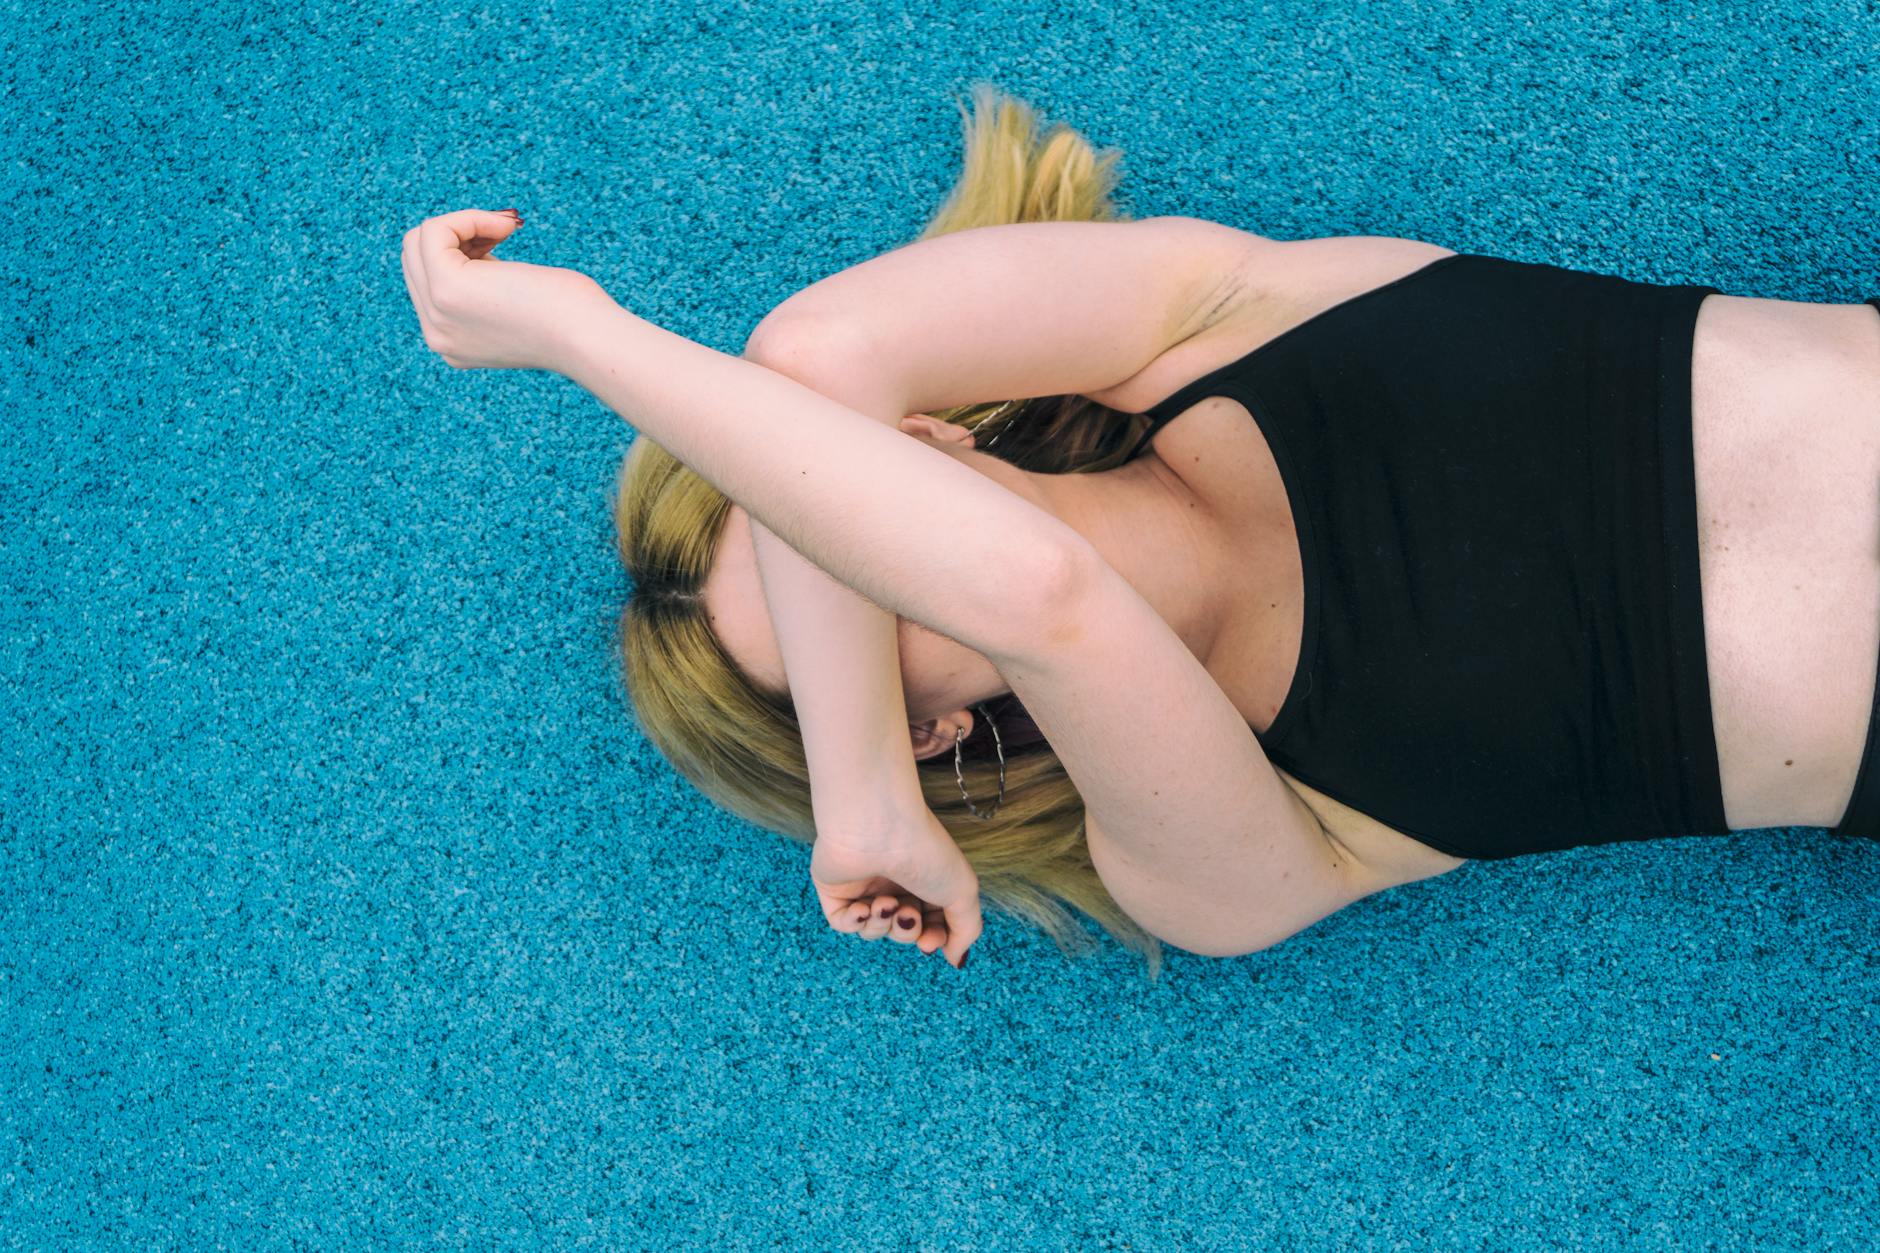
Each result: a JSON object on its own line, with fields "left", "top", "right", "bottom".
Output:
{"left": 613, "top": 83, "right": 1168, "bottom": 980}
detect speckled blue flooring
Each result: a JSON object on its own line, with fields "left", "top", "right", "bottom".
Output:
{"left": 4, "top": 0, "right": 1877, "bottom": 1246}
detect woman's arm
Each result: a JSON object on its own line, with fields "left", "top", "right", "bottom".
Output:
{"left": 739, "top": 324, "right": 977, "bottom": 836}
{"left": 398, "top": 208, "right": 1051, "bottom": 900}
{"left": 732, "top": 331, "right": 931, "bottom": 835}
{"left": 749, "top": 502, "right": 926, "bottom": 834}
{"left": 402, "top": 211, "right": 1368, "bottom": 958}
{"left": 562, "top": 301, "right": 1088, "bottom": 684}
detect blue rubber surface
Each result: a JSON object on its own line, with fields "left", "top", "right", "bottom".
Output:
{"left": 4, "top": 0, "right": 1876, "bottom": 1246}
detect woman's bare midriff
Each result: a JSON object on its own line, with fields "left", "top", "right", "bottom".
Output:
{"left": 1118, "top": 240, "right": 1880, "bottom": 882}
{"left": 1689, "top": 293, "right": 1880, "bottom": 830}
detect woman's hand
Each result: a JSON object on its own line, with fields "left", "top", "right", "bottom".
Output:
{"left": 399, "top": 208, "right": 617, "bottom": 374}
{"left": 810, "top": 804, "right": 983, "bottom": 970}
{"left": 804, "top": 420, "right": 986, "bottom": 969}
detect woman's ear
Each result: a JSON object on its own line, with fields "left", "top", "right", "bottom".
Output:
{"left": 908, "top": 710, "right": 973, "bottom": 761}
{"left": 898, "top": 414, "right": 975, "bottom": 447}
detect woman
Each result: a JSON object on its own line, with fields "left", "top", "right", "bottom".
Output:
{"left": 399, "top": 86, "right": 1880, "bottom": 981}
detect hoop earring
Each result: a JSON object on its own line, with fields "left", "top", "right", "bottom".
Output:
{"left": 973, "top": 399, "right": 1022, "bottom": 452}
{"left": 953, "top": 701, "right": 1006, "bottom": 820}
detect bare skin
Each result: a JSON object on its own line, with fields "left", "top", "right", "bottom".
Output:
{"left": 701, "top": 435, "right": 1212, "bottom": 764}
{"left": 702, "top": 239, "right": 1880, "bottom": 878}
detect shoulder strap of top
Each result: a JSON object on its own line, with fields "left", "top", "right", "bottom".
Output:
{"left": 1125, "top": 357, "right": 1252, "bottom": 462}
{"left": 1124, "top": 337, "right": 1267, "bottom": 461}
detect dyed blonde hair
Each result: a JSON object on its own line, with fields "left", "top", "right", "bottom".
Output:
{"left": 614, "top": 83, "right": 1168, "bottom": 980}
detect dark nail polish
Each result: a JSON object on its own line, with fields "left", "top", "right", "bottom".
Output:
{"left": 896, "top": 916, "right": 915, "bottom": 930}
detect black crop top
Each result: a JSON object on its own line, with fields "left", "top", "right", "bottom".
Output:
{"left": 1127, "top": 252, "right": 1731, "bottom": 859}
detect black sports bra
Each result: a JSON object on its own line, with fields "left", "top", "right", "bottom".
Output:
{"left": 1128, "top": 252, "right": 1729, "bottom": 860}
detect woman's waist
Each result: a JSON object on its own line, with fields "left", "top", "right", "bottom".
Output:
{"left": 1690, "top": 292, "right": 1880, "bottom": 828}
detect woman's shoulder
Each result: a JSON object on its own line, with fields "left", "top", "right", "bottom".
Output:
{"left": 1091, "top": 233, "right": 1459, "bottom": 415}
{"left": 1235, "top": 234, "right": 1461, "bottom": 336}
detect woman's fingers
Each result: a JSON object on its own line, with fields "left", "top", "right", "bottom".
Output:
{"left": 844, "top": 894, "right": 949, "bottom": 954}
{"left": 462, "top": 210, "right": 523, "bottom": 261}
{"left": 935, "top": 894, "right": 982, "bottom": 970}
{"left": 871, "top": 895, "right": 935, "bottom": 947}
{"left": 417, "top": 209, "right": 524, "bottom": 280}
{"left": 872, "top": 891, "right": 947, "bottom": 951}
{"left": 400, "top": 234, "right": 434, "bottom": 330}
{"left": 887, "top": 901, "right": 923, "bottom": 945}
{"left": 858, "top": 895, "right": 897, "bottom": 941}
{"left": 914, "top": 906, "right": 949, "bottom": 955}
{"left": 829, "top": 891, "right": 955, "bottom": 961}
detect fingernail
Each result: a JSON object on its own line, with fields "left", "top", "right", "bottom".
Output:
{"left": 896, "top": 916, "right": 914, "bottom": 930}
{"left": 879, "top": 905, "right": 894, "bottom": 918}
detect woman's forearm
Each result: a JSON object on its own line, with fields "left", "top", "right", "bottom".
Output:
{"left": 561, "top": 302, "right": 1086, "bottom": 665}
{"left": 741, "top": 340, "right": 954, "bottom": 836}
{"left": 751, "top": 521, "right": 928, "bottom": 832}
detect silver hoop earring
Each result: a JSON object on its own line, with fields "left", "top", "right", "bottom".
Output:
{"left": 953, "top": 701, "right": 1006, "bottom": 820}
{"left": 974, "top": 399, "right": 1022, "bottom": 452}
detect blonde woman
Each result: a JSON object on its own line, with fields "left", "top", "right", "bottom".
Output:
{"left": 399, "top": 86, "right": 1880, "bottom": 982}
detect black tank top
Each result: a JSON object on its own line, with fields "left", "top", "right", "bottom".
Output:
{"left": 1127, "top": 252, "right": 1730, "bottom": 860}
